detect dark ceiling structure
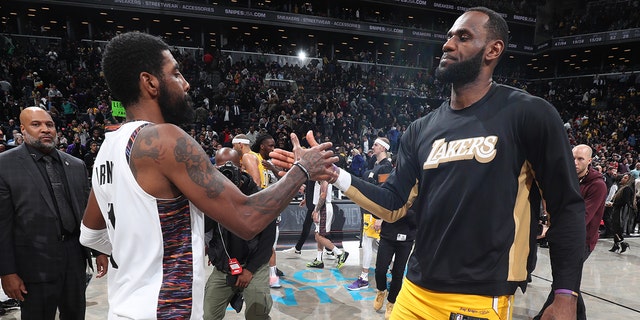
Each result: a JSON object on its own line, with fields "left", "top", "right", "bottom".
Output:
{"left": 1, "top": 0, "right": 638, "bottom": 80}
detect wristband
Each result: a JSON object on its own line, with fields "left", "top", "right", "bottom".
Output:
{"left": 328, "top": 165, "right": 340, "bottom": 184}
{"left": 554, "top": 289, "right": 579, "bottom": 297}
{"left": 293, "top": 161, "right": 310, "bottom": 180}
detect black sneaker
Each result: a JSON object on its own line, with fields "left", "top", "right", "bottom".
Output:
{"left": 306, "top": 259, "right": 324, "bottom": 268}
{"left": 1, "top": 298, "right": 20, "bottom": 310}
{"left": 336, "top": 251, "right": 349, "bottom": 269}
{"left": 276, "top": 268, "right": 285, "bottom": 277}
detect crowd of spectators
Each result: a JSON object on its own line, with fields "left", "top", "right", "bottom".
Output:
{"left": 212, "top": 0, "right": 539, "bottom": 21}
{"left": 216, "top": 0, "right": 638, "bottom": 39}
{"left": 1, "top": 31, "right": 639, "bottom": 179}
{"left": 5, "top": 0, "right": 638, "bottom": 68}
{"left": 190, "top": 0, "right": 640, "bottom": 67}
{"left": 542, "top": 0, "right": 640, "bottom": 38}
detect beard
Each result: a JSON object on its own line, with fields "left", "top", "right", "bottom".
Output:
{"left": 158, "top": 80, "right": 195, "bottom": 126}
{"left": 435, "top": 48, "right": 484, "bottom": 86}
{"left": 23, "top": 130, "right": 55, "bottom": 153}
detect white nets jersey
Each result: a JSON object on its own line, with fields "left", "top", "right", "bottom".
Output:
{"left": 92, "top": 121, "right": 205, "bottom": 319}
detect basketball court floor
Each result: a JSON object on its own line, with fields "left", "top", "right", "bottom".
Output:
{"left": 2, "top": 237, "right": 639, "bottom": 319}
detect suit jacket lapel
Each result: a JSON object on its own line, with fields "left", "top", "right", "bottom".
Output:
{"left": 16, "top": 145, "right": 58, "bottom": 218}
{"left": 58, "top": 151, "right": 83, "bottom": 224}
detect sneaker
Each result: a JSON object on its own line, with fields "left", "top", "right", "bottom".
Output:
{"left": 336, "top": 251, "right": 349, "bottom": 269}
{"left": 269, "top": 276, "right": 281, "bottom": 288}
{"left": 324, "top": 249, "right": 336, "bottom": 260}
{"left": 373, "top": 290, "right": 387, "bottom": 311}
{"left": 276, "top": 267, "right": 285, "bottom": 277}
{"left": 385, "top": 302, "right": 394, "bottom": 319}
{"left": 306, "top": 259, "right": 324, "bottom": 269}
{"left": 347, "top": 277, "right": 369, "bottom": 291}
{"left": 283, "top": 247, "right": 301, "bottom": 255}
{"left": 0, "top": 299, "right": 20, "bottom": 310}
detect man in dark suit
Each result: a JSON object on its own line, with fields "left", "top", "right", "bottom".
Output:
{"left": 0, "top": 107, "right": 108, "bottom": 319}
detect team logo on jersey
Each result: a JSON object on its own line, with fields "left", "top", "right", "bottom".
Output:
{"left": 423, "top": 136, "right": 498, "bottom": 169}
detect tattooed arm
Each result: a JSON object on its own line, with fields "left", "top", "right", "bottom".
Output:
{"left": 314, "top": 181, "right": 328, "bottom": 213}
{"left": 131, "top": 124, "right": 337, "bottom": 240}
{"left": 311, "top": 180, "right": 328, "bottom": 223}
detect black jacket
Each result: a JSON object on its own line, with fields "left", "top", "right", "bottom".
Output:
{"left": 380, "top": 207, "right": 417, "bottom": 242}
{"left": 363, "top": 157, "right": 393, "bottom": 185}
{"left": 0, "top": 144, "right": 91, "bottom": 282}
{"left": 206, "top": 172, "right": 276, "bottom": 274}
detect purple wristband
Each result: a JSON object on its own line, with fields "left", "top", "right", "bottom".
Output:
{"left": 554, "top": 289, "right": 579, "bottom": 297}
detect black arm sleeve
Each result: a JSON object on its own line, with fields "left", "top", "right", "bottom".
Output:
{"left": 520, "top": 95, "right": 585, "bottom": 292}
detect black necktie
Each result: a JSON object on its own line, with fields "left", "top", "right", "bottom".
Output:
{"left": 43, "top": 155, "right": 76, "bottom": 233}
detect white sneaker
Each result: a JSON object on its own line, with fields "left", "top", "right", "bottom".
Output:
{"left": 282, "top": 247, "right": 301, "bottom": 255}
{"left": 324, "top": 249, "right": 336, "bottom": 260}
{"left": 269, "top": 276, "right": 281, "bottom": 288}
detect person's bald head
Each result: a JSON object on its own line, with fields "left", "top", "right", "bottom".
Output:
{"left": 572, "top": 144, "right": 593, "bottom": 177}
{"left": 20, "top": 107, "right": 49, "bottom": 125}
{"left": 215, "top": 147, "right": 241, "bottom": 167}
{"left": 573, "top": 144, "right": 593, "bottom": 159}
{"left": 20, "top": 107, "right": 57, "bottom": 153}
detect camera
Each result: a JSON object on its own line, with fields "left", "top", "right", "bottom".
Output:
{"left": 226, "top": 274, "right": 238, "bottom": 286}
{"left": 218, "top": 161, "right": 242, "bottom": 186}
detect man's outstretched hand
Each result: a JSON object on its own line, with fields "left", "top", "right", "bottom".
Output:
{"left": 270, "top": 130, "right": 337, "bottom": 181}
{"left": 540, "top": 294, "right": 578, "bottom": 320}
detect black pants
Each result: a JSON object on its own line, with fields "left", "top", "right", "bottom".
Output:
{"left": 602, "top": 206, "right": 614, "bottom": 237}
{"left": 295, "top": 208, "right": 314, "bottom": 251}
{"left": 375, "top": 238, "right": 413, "bottom": 303}
{"left": 20, "top": 239, "right": 87, "bottom": 320}
{"left": 611, "top": 206, "right": 625, "bottom": 242}
{"left": 534, "top": 245, "right": 590, "bottom": 320}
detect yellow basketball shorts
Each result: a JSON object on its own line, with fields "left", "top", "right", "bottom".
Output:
{"left": 391, "top": 279, "right": 514, "bottom": 320}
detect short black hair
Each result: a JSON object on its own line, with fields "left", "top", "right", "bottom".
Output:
{"left": 102, "top": 32, "right": 170, "bottom": 108}
{"left": 467, "top": 7, "right": 509, "bottom": 57}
